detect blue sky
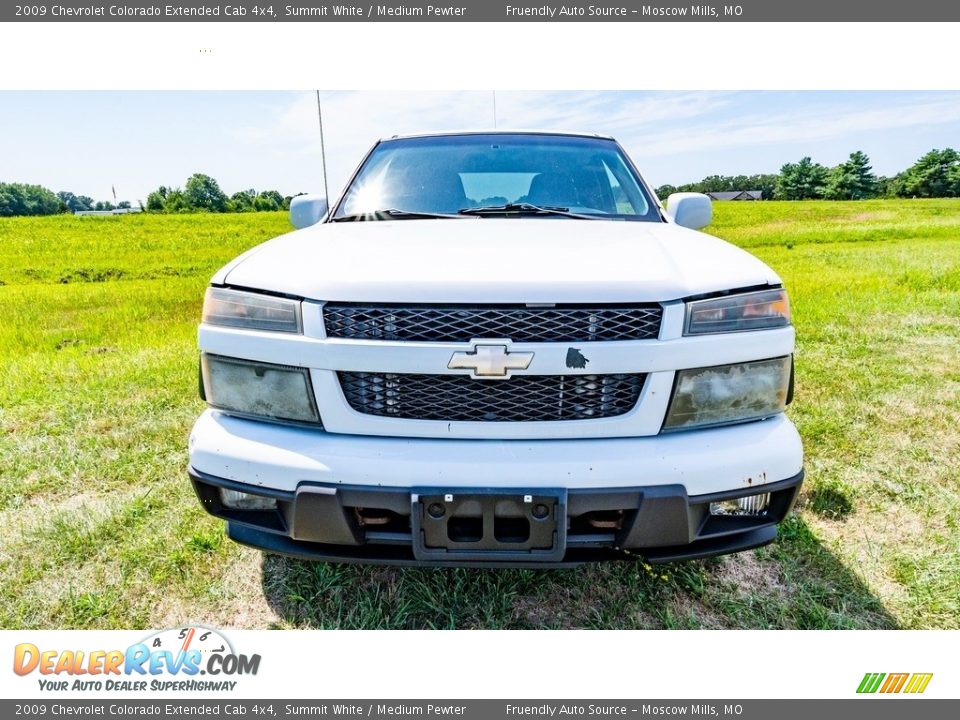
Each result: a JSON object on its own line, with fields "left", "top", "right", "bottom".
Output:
{"left": 1, "top": 91, "right": 959, "bottom": 204}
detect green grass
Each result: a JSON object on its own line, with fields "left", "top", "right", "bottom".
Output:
{"left": 1, "top": 200, "right": 959, "bottom": 629}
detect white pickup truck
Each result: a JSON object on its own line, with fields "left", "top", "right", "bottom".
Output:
{"left": 188, "top": 130, "right": 803, "bottom": 566}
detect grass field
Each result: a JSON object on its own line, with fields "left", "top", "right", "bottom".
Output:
{"left": 1, "top": 200, "right": 959, "bottom": 630}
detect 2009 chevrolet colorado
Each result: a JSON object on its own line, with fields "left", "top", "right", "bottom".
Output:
{"left": 188, "top": 130, "right": 803, "bottom": 566}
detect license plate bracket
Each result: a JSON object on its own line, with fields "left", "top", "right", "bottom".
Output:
{"left": 411, "top": 489, "right": 567, "bottom": 562}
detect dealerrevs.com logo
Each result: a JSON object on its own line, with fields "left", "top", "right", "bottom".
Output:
{"left": 857, "top": 673, "right": 933, "bottom": 694}
{"left": 13, "top": 627, "right": 261, "bottom": 692}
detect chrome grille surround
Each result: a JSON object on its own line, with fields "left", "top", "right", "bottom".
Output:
{"left": 323, "top": 304, "right": 663, "bottom": 343}
{"left": 338, "top": 372, "right": 646, "bottom": 422}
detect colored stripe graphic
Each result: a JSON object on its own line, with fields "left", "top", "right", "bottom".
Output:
{"left": 857, "top": 673, "right": 885, "bottom": 693}
{"left": 857, "top": 672, "right": 932, "bottom": 694}
{"left": 904, "top": 673, "right": 933, "bottom": 694}
{"left": 880, "top": 673, "right": 909, "bottom": 693}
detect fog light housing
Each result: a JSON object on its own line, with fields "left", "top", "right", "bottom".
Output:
{"left": 220, "top": 488, "right": 277, "bottom": 511}
{"left": 663, "top": 356, "right": 792, "bottom": 431}
{"left": 201, "top": 353, "right": 320, "bottom": 424}
{"left": 710, "top": 492, "right": 770, "bottom": 517}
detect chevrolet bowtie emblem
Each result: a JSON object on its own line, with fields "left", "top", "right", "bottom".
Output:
{"left": 448, "top": 344, "right": 535, "bottom": 379}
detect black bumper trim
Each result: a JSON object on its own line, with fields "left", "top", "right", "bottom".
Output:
{"left": 190, "top": 467, "right": 803, "bottom": 566}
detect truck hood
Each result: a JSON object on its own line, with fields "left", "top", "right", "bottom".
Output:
{"left": 217, "top": 218, "right": 781, "bottom": 303}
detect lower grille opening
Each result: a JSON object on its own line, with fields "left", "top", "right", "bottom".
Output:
{"left": 569, "top": 510, "right": 626, "bottom": 536}
{"left": 338, "top": 372, "right": 646, "bottom": 422}
{"left": 585, "top": 510, "right": 626, "bottom": 530}
{"left": 494, "top": 517, "right": 531, "bottom": 543}
{"left": 448, "top": 516, "right": 483, "bottom": 543}
{"left": 352, "top": 507, "right": 410, "bottom": 534}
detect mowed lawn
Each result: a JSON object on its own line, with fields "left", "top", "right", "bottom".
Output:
{"left": 1, "top": 200, "right": 958, "bottom": 630}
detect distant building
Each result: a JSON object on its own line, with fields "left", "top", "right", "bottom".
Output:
{"left": 704, "top": 190, "right": 763, "bottom": 201}
{"left": 75, "top": 207, "right": 143, "bottom": 216}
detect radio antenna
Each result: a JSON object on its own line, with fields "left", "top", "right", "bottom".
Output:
{"left": 492, "top": 90, "right": 497, "bottom": 128}
{"left": 316, "top": 90, "right": 330, "bottom": 207}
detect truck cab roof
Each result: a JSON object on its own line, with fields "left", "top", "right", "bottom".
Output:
{"left": 379, "top": 129, "right": 616, "bottom": 142}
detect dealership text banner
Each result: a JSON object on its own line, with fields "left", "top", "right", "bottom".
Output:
{"left": 6, "top": 1, "right": 960, "bottom": 22}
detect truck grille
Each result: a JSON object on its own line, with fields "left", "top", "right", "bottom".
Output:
{"left": 338, "top": 372, "right": 645, "bottom": 422}
{"left": 323, "top": 304, "right": 662, "bottom": 343}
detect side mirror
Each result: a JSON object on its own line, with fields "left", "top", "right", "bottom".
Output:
{"left": 665, "top": 192, "right": 712, "bottom": 230}
{"left": 290, "top": 194, "right": 329, "bottom": 229}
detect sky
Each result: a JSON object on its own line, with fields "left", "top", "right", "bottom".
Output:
{"left": 1, "top": 90, "right": 959, "bottom": 204}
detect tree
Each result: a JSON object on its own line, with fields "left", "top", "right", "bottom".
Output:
{"left": 254, "top": 189, "right": 284, "bottom": 211}
{"left": 145, "top": 190, "right": 166, "bottom": 211}
{"left": 56, "top": 191, "right": 74, "bottom": 212}
{"left": 899, "top": 148, "right": 960, "bottom": 198}
{"left": 747, "top": 174, "right": 779, "bottom": 200}
{"left": 162, "top": 189, "right": 191, "bottom": 213}
{"left": 57, "top": 191, "right": 94, "bottom": 213}
{"left": 0, "top": 183, "right": 62, "bottom": 216}
{"left": 655, "top": 185, "right": 678, "bottom": 200}
{"left": 667, "top": 174, "right": 777, "bottom": 199}
{"left": 229, "top": 190, "right": 256, "bottom": 212}
{"left": 776, "top": 157, "right": 828, "bottom": 200}
{"left": 184, "top": 173, "right": 228, "bottom": 212}
{"left": 696, "top": 175, "right": 736, "bottom": 193}
{"left": 875, "top": 175, "right": 905, "bottom": 198}
{"left": 824, "top": 151, "right": 878, "bottom": 200}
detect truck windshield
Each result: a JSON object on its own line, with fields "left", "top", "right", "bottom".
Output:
{"left": 332, "top": 133, "right": 661, "bottom": 221}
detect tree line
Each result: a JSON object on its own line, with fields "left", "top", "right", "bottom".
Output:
{"left": 0, "top": 184, "right": 134, "bottom": 217}
{"left": 0, "top": 173, "right": 298, "bottom": 217}
{"left": 656, "top": 148, "right": 960, "bottom": 200}
{"left": 3, "top": 149, "right": 958, "bottom": 217}
{"left": 145, "top": 174, "right": 295, "bottom": 213}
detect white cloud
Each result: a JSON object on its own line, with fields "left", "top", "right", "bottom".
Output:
{"left": 232, "top": 91, "right": 495, "bottom": 196}
{"left": 229, "top": 90, "right": 734, "bottom": 195}
{"left": 223, "top": 90, "right": 960, "bottom": 193}
{"left": 495, "top": 91, "right": 734, "bottom": 134}
{"left": 624, "top": 95, "right": 960, "bottom": 159}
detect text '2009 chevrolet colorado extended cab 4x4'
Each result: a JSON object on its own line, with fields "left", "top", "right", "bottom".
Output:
{"left": 188, "top": 130, "right": 803, "bottom": 567}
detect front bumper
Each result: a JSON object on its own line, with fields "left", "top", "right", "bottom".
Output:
{"left": 189, "top": 409, "right": 803, "bottom": 496}
{"left": 190, "top": 468, "right": 803, "bottom": 567}
{"left": 189, "top": 410, "right": 803, "bottom": 566}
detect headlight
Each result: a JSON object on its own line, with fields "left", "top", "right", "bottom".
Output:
{"left": 685, "top": 288, "right": 790, "bottom": 335}
{"left": 202, "top": 287, "right": 302, "bottom": 333}
{"left": 663, "top": 356, "right": 792, "bottom": 431}
{"left": 201, "top": 354, "right": 320, "bottom": 424}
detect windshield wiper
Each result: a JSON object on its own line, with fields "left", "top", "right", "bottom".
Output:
{"left": 330, "top": 208, "right": 470, "bottom": 222}
{"left": 458, "top": 202, "right": 603, "bottom": 220}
